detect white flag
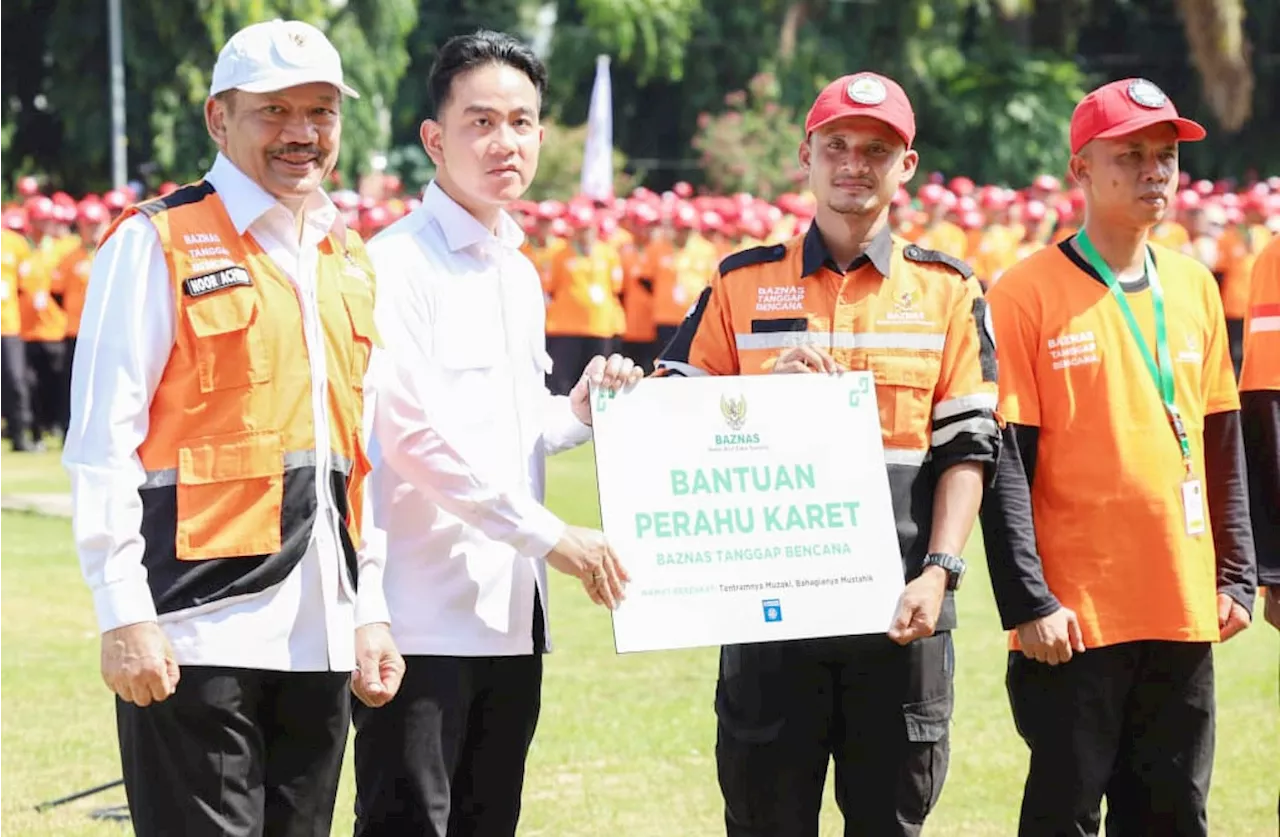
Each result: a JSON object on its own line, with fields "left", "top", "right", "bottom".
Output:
{"left": 580, "top": 54, "right": 614, "bottom": 201}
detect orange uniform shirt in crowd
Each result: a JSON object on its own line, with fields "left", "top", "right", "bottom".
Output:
{"left": 652, "top": 235, "right": 719, "bottom": 326}
{"left": 1150, "top": 220, "right": 1190, "bottom": 252}
{"left": 54, "top": 239, "right": 94, "bottom": 337}
{"left": 1215, "top": 224, "right": 1270, "bottom": 321}
{"left": 1241, "top": 235, "right": 1280, "bottom": 393}
{"left": 1, "top": 229, "right": 30, "bottom": 336}
{"left": 916, "top": 220, "right": 967, "bottom": 259}
{"left": 17, "top": 235, "right": 75, "bottom": 342}
{"left": 987, "top": 240, "right": 1240, "bottom": 649}
{"left": 544, "top": 240, "right": 625, "bottom": 338}
{"left": 618, "top": 236, "right": 657, "bottom": 343}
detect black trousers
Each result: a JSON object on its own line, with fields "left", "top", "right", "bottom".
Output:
{"left": 25, "top": 337, "right": 66, "bottom": 440}
{"left": 1226, "top": 317, "right": 1244, "bottom": 381}
{"left": 352, "top": 653, "right": 544, "bottom": 837}
{"left": 1007, "top": 640, "right": 1215, "bottom": 837}
{"left": 116, "top": 666, "right": 351, "bottom": 837}
{"left": 545, "top": 335, "right": 615, "bottom": 396}
{"left": 0, "top": 334, "right": 31, "bottom": 448}
{"left": 716, "top": 632, "right": 954, "bottom": 837}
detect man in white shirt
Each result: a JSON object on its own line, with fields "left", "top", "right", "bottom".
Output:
{"left": 62, "top": 19, "right": 402, "bottom": 837}
{"left": 354, "top": 30, "right": 637, "bottom": 837}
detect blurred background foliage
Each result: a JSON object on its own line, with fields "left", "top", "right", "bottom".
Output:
{"left": 2, "top": 0, "right": 1274, "bottom": 199}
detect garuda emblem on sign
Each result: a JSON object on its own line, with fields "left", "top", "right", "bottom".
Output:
{"left": 721, "top": 394, "right": 747, "bottom": 431}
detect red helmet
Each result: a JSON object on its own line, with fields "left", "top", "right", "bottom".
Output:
{"left": 700, "top": 211, "right": 724, "bottom": 234}
{"left": 549, "top": 218, "right": 571, "bottom": 238}
{"left": 78, "top": 200, "right": 109, "bottom": 224}
{"left": 955, "top": 195, "right": 979, "bottom": 214}
{"left": 2, "top": 209, "right": 26, "bottom": 231}
{"left": 673, "top": 203, "right": 699, "bottom": 230}
{"left": 960, "top": 210, "right": 985, "bottom": 231}
{"left": 536, "top": 200, "right": 564, "bottom": 221}
{"left": 892, "top": 187, "right": 911, "bottom": 207}
{"left": 1024, "top": 200, "right": 1047, "bottom": 222}
{"left": 1192, "top": 179, "right": 1214, "bottom": 197}
{"left": 51, "top": 190, "right": 75, "bottom": 208}
{"left": 25, "top": 196, "right": 55, "bottom": 222}
{"left": 567, "top": 204, "right": 595, "bottom": 230}
{"left": 597, "top": 214, "right": 619, "bottom": 238}
{"left": 16, "top": 175, "right": 40, "bottom": 197}
{"left": 672, "top": 181, "right": 694, "bottom": 199}
{"left": 948, "top": 176, "right": 976, "bottom": 197}
{"left": 918, "top": 183, "right": 948, "bottom": 206}
{"left": 1176, "top": 190, "right": 1201, "bottom": 211}
{"left": 362, "top": 205, "right": 391, "bottom": 231}
{"left": 103, "top": 189, "right": 129, "bottom": 211}
{"left": 1032, "top": 174, "right": 1061, "bottom": 192}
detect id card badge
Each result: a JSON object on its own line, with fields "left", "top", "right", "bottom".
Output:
{"left": 1181, "top": 478, "right": 1206, "bottom": 536}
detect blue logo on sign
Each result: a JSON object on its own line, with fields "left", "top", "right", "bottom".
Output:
{"left": 762, "top": 598, "right": 783, "bottom": 623}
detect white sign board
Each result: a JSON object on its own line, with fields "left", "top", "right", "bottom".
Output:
{"left": 590, "top": 373, "right": 906, "bottom": 653}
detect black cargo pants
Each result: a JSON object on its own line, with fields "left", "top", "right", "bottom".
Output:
{"left": 716, "top": 631, "right": 954, "bottom": 837}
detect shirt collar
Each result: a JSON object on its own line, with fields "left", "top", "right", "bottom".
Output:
{"left": 801, "top": 221, "right": 893, "bottom": 278}
{"left": 420, "top": 180, "right": 525, "bottom": 254}
{"left": 204, "top": 153, "right": 344, "bottom": 242}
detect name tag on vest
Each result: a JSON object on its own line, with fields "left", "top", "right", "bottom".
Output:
{"left": 183, "top": 267, "right": 253, "bottom": 298}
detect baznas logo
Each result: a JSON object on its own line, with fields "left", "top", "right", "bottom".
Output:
{"left": 721, "top": 394, "right": 747, "bottom": 431}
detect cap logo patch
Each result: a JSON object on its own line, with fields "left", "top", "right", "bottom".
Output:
{"left": 847, "top": 76, "right": 887, "bottom": 106}
{"left": 1127, "top": 79, "right": 1167, "bottom": 109}
{"left": 274, "top": 25, "right": 312, "bottom": 67}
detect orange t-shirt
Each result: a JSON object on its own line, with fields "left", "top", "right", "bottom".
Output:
{"left": 916, "top": 221, "right": 967, "bottom": 260}
{"left": 1, "top": 229, "right": 30, "bottom": 336}
{"left": 652, "top": 235, "right": 719, "bottom": 326}
{"left": 1241, "top": 236, "right": 1280, "bottom": 393}
{"left": 54, "top": 239, "right": 94, "bottom": 337}
{"left": 545, "top": 240, "right": 624, "bottom": 338}
{"left": 619, "top": 238, "right": 657, "bottom": 343}
{"left": 17, "top": 235, "right": 74, "bottom": 342}
{"left": 987, "top": 238, "right": 1240, "bottom": 649}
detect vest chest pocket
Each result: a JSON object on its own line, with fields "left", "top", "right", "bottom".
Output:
{"left": 868, "top": 354, "right": 940, "bottom": 450}
{"left": 341, "top": 287, "right": 379, "bottom": 387}
{"left": 176, "top": 430, "right": 283, "bottom": 560}
{"left": 184, "top": 290, "right": 270, "bottom": 393}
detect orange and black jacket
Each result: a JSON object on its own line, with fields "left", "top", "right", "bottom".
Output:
{"left": 656, "top": 224, "right": 1000, "bottom": 632}
{"left": 101, "top": 182, "right": 377, "bottom": 616}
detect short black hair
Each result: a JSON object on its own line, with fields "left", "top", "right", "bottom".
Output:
{"left": 428, "top": 30, "right": 547, "bottom": 119}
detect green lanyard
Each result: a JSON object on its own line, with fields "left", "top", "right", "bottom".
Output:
{"left": 1076, "top": 230, "right": 1192, "bottom": 473}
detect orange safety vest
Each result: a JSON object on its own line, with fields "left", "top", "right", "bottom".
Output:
{"left": 653, "top": 236, "right": 720, "bottom": 326}
{"left": 1, "top": 229, "right": 29, "bottom": 337}
{"left": 101, "top": 182, "right": 378, "bottom": 616}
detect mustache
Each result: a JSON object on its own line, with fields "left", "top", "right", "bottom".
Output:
{"left": 268, "top": 144, "right": 323, "bottom": 157}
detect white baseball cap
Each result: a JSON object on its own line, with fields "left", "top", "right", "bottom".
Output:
{"left": 209, "top": 19, "right": 359, "bottom": 99}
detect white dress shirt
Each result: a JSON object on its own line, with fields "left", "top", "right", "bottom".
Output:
{"left": 63, "top": 153, "right": 384, "bottom": 673}
{"left": 364, "top": 181, "right": 592, "bottom": 657}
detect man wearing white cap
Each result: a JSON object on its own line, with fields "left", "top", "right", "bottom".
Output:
{"left": 63, "top": 19, "right": 403, "bottom": 836}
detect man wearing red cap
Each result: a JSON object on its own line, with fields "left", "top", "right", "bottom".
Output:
{"left": 982, "top": 78, "right": 1255, "bottom": 835}
{"left": 658, "top": 71, "right": 998, "bottom": 835}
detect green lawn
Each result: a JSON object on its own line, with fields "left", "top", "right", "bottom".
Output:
{"left": 2, "top": 445, "right": 1277, "bottom": 835}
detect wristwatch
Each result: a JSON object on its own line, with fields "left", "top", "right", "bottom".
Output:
{"left": 922, "top": 552, "right": 966, "bottom": 591}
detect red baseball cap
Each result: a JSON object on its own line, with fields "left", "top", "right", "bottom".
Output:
{"left": 805, "top": 72, "right": 915, "bottom": 147}
{"left": 1069, "top": 78, "right": 1205, "bottom": 155}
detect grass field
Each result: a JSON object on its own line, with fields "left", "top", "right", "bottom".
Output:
{"left": 1, "top": 445, "right": 1277, "bottom": 835}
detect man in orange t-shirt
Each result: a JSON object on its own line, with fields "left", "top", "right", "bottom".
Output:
{"left": 1, "top": 213, "right": 34, "bottom": 451}
{"left": 981, "top": 78, "right": 1255, "bottom": 836}
{"left": 543, "top": 207, "right": 624, "bottom": 394}
{"left": 617, "top": 204, "right": 660, "bottom": 371}
{"left": 55, "top": 200, "right": 110, "bottom": 421}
